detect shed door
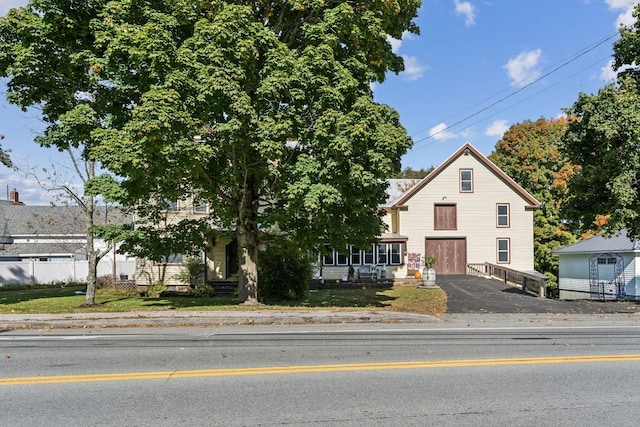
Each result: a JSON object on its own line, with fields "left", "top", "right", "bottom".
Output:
{"left": 425, "top": 238, "right": 466, "bottom": 274}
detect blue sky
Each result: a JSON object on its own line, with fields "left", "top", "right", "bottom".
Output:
{"left": 0, "top": 0, "right": 637, "bottom": 204}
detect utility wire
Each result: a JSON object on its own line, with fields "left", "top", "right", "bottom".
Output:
{"left": 409, "top": 31, "right": 620, "bottom": 145}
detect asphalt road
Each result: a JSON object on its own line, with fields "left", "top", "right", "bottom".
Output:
{"left": 3, "top": 323, "right": 640, "bottom": 426}
{"left": 438, "top": 274, "right": 640, "bottom": 314}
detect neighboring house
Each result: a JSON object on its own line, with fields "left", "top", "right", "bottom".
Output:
{"left": 320, "top": 142, "right": 540, "bottom": 280}
{"left": 553, "top": 230, "right": 639, "bottom": 301}
{"left": 0, "top": 190, "right": 135, "bottom": 285}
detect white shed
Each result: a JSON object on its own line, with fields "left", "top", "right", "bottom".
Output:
{"left": 553, "top": 230, "right": 640, "bottom": 301}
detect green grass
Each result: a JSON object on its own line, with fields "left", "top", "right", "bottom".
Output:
{"left": 0, "top": 284, "right": 447, "bottom": 316}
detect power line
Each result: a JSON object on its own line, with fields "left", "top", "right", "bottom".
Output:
{"left": 408, "top": 31, "right": 620, "bottom": 146}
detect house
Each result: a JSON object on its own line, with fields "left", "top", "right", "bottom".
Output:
{"left": 0, "top": 190, "right": 135, "bottom": 285}
{"left": 131, "top": 197, "right": 238, "bottom": 291}
{"left": 134, "top": 142, "right": 540, "bottom": 288}
{"left": 319, "top": 143, "right": 540, "bottom": 280}
{"left": 553, "top": 230, "right": 639, "bottom": 301}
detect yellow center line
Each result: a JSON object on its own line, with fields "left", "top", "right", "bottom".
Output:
{"left": 3, "top": 354, "right": 640, "bottom": 386}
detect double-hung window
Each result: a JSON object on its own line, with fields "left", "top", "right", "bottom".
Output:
{"left": 390, "top": 243, "right": 402, "bottom": 265}
{"left": 377, "top": 243, "right": 388, "bottom": 265}
{"left": 322, "top": 244, "right": 334, "bottom": 266}
{"left": 336, "top": 248, "right": 348, "bottom": 266}
{"left": 350, "top": 246, "right": 361, "bottom": 265}
{"left": 460, "top": 169, "right": 473, "bottom": 192}
{"left": 497, "top": 239, "right": 510, "bottom": 263}
{"left": 363, "top": 245, "right": 375, "bottom": 264}
{"left": 497, "top": 204, "right": 510, "bottom": 227}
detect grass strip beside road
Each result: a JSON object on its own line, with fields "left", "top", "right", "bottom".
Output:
{"left": 3, "top": 354, "right": 640, "bottom": 386}
{"left": 0, "top": 284, "right": 447, "bottom": 317}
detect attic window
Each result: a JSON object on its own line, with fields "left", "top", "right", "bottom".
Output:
{"left": 460, "top": 169, "right": 473, "bottom": 193}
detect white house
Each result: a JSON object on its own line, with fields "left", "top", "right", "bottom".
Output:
{"left": 0, "top": 190, "right": 136, "bottom": 285}
{"left": 554, "top": 230, "right": 639, "bottom": 301}
{"left": 319, "top": 142, "right": 540, "bottom": 280}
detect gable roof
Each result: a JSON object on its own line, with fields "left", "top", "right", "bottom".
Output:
{"left": 553, "top": 230, "right": 640, "bottom": 254}
{"left": 0, "top": 204, "right": 132, "bottom": 237}
{"left": 390, "top": 142, "right": 540, "bottom": 209}
{"left": 383, "top": 178, "right": 421, "bottom": 207}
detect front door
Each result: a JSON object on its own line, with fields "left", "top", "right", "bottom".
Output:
{"left": 425, "top": 238, "right": 467, "bottom": 274}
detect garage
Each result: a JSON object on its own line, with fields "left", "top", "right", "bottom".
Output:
{"left": 425, "top": 238, "right": 467, "bottom": 274}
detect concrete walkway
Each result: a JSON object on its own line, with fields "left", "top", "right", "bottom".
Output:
{"left": 0, "top": 309, "right": 438, "bottom": 330}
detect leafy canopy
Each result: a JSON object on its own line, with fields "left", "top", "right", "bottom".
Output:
{"left": 489, "top": 118, "right": 577, "bottom": 285}
{"left": 561, "top": 3, "right": 640, "bottom": 239}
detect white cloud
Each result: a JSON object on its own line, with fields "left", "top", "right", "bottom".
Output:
{"left": 600, "top": 59, "right": 618, "bottom": 81}
{"left": 402, "top": 55, "right": 427, "bottom": 81}
{"left": 485, "top": 120, "right": 509, "bottom": 137}
{"left": 429, "top": 123, "right": 457, "bottom": 141}
{"left": 605, "top": 0, "right": 638, "bottom": 27}
{"left": 387, "top": 31, "right": 414, "bottom": 54}
{"left": 504, "top": 49, "right": 542, "bottom": 87}
{"left": 0, "top": 0, "right": 27, "bottom": 16}
{"left": 454, "top": 0, "right": 476, "bottom": 26}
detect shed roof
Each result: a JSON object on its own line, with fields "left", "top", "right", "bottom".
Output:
{"left": 553, "top": 230, "right": 640, "bottom": 254}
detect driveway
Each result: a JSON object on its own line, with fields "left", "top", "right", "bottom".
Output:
{"left": 438, "top": 275, "right": 640, "bottom": 314}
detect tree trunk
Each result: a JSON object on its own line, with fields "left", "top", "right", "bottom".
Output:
{"left": 237, "top": 222, "right": 259, "bottom": 304}
{"left": 236, "top": 175, "right": 260, "bottom": 305}
{"left": 84, "top": 161, "right": 98, "bottom": 306}
{"left": 84, "top": 196, "right": 98, "bottom": 306}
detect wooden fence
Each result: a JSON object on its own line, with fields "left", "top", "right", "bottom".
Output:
{"left": 467, "top": 262, "right": 548, "bottom": 298}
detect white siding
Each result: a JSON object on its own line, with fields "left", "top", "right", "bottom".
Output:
{"left": 394, "top": 153, "right": 535, "bottom": 278}
{"left": 558, "top": 253, "right": 639, "bottom": 300}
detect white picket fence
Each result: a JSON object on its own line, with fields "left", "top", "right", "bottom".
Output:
{"left": 0, "top": 259, "right": 136, "bottom": 286}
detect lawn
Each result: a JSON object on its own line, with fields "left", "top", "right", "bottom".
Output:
{"left": 0, "top": 284, "right": 447, "bottom": 317}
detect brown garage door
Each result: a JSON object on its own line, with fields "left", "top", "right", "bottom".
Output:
{"left": 425, "top": 238, "right": 467, "bottom": 274}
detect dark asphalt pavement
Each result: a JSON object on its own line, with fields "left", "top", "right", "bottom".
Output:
{"left": 438, "top": 274, "right": 640, "bottom": 314}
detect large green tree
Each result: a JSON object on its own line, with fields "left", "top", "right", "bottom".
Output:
{"left": 1, "top": 1, "right": 420, "bottom": 304}
{"left": 562, "top": 3, "right": 640, "bottom": 238}
{"left": 0, "top": 0, "right": 126, "bottom": 306}
{"left": 489, "top": 118, "right": 578, "bottom": 285}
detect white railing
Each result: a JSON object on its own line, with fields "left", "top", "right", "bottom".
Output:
{"left": 467, "top": 262, "right": 548, "bottom": 298}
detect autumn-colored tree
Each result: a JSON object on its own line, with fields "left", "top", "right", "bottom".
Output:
{"left": 489, "top": 117, "right": 578, "bottom": 285}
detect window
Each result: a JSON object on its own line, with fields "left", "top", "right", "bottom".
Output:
{"left": 460, "top": 169, "right": 473, "bottom": 192}
{"left": 322, "top": 244, "right": 334, "bottom": 266}
{"left": 336, "top": 248, "right": 348, "bottom": 266}
{"left": 497, "top": 239, "right": 510, "bottom": 263}
{"left": 164, "top": 199, "right": 179, "bottom": 211}
{"left": 390, "top": 243, "right": 402, "bottom": 265}
{"left": 497, "top": 204, "right": 510, "bottom": 227}
{"left": 377, "top": 243, "right": 388, "bottom": 265}
{"left": 363, "top": 245, "right": 375, "bottom": 264}
{"left": 194, "top": 201, "right": 208, "bottom": 213}
{"left": 350, "top": 246, "right": 361, "bottom": 265}
{"left": 160, "top": 253, "right": 183, "bottom": 264}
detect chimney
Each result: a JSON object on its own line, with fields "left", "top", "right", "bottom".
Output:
{"left": 9, "top": 188, "right": 19, "bottom": 203}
